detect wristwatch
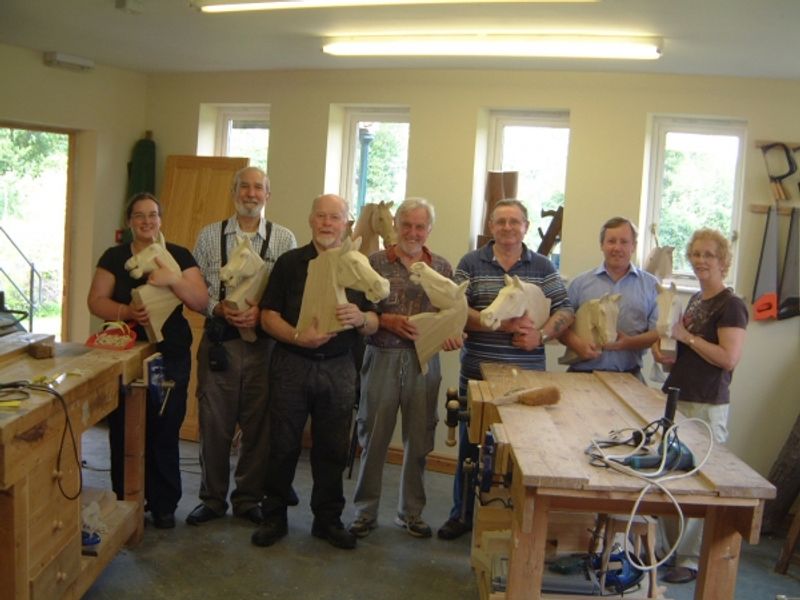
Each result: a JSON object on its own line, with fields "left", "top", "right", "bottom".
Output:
{"left": 538, "top": 328, "right": 550, "bottom": 344}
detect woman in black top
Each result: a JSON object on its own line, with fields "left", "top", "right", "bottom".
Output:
{"left": 88, "top": 192, "right": 207, "bottom": 528}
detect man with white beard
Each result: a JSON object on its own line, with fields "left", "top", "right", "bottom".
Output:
{"left": 188, "top": 167, "right": 297, "bottom": 526}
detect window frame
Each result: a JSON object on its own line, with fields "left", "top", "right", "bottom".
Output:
{"left": 485, "top": 109, "right": 571, "bottom": 254}
{"left": 214, "top": 104, "right": 270, "bottom": 164}
{"left": 339, "top": 106, "right": 410, "bottom": 217}
{"left": 643, "top": 115, "right": 746, "bottom": 288}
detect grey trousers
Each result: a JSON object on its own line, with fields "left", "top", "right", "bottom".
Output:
{"left": 196, "top": 335, "right": 273, "bottom": 514}
{"left": 353, "top": 346, "right": 441, "bottom": 521}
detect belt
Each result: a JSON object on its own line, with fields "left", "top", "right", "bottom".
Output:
{"left": 281, "top": 344, "right": 351, "bottom": 361}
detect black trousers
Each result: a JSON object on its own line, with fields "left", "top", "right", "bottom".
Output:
{"left": 109, "top": 349, "right": 190, "bottom": 515}
{"left": 260, "top": 346, "right": 355, "bottom": 525}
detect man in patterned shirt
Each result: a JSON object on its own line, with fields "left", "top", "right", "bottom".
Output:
{"left": 348, "top": 198, "right": 462, "bottom": 540}
{"left": 438, "top": 199, "right": 574, "bottom": 540}
{"left": 187, "top": 167, "right": 297, "bottom": 526}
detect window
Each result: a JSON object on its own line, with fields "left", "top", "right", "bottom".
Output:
{"left": 643, "top": 116, "right": 745, "bottom": 285}
{"left": 340, "top": 107, "right": 410, "bottom": 216}
{"left": 486, "top": 111, "right": 570, "bottom": 263}
{"left": 214, "top": 105, "right": 269, "bottom": 170}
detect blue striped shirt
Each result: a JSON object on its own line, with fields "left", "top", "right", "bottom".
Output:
{"left": 455, "top": 242, "right": 572, "bottom": 389}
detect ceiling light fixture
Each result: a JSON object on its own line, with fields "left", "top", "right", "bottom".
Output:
{"left": 195, "top": 0, "right": 595, "bottom": 13}
{"left": 323, "top": 35, "right": 662, "bottom": 60}
{"left": 43, "top": 52, "right": 95, "bottom": 71}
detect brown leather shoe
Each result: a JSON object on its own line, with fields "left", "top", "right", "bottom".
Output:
{"left": 662, "top": 566, "right": 697, "bottom": 584}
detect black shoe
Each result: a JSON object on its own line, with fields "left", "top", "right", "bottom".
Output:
{"left": 235, "top": 506, "right": 263, "bottom": 525}
{"left": 152, "top": 512, "right": 175, "bottom": 529}
{"left": 186, "top": 503, "right": 224, "bottom": 526}
{"left": 311, "top": 520, "right": 357, "bottom": 550}
{"left": 437, "top": 518, "right": 471, "bottom": 540}
{"left": 251, "top": 516, "right": 288, "bottom": 547}
{"left": 287, "top": 487, "right": 300, "bottom": 507}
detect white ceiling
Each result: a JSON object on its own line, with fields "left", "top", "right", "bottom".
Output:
{"left": 1, "top": 0, "right": 799, "bottom": 78}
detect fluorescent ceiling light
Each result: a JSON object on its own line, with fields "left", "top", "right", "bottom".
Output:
{"left": 196, "top": 0, "right": 595, "bottom": 12}
{"left": 323, "top": 35, "right": 662, "bottom": 60}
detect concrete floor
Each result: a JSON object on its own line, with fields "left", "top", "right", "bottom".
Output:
{"left": 79, "top": 426, "right": 800, "bottom": 600}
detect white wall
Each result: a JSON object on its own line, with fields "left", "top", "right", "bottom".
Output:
{"left": 2, "top": 41, "right": 797, "bottom": 476}
{"left": 145, "top": 68, "right": 800, "bottom": 474}
{"left": 0, "top": 44, "right": 148, "bottom": 339}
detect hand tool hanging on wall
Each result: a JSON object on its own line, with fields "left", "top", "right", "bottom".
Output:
{"left": 759, "top": 142, "right": 797, "bottom": 201}
{"left": 752, "top": 205, "right": 780, "bottom": 320}
{"left": 778, "top": 207, "right": 800, "bottom": 320}
{"left": 537, "top": 206, "right": 563, "bottom": 257}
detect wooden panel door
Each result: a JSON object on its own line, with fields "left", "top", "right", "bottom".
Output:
{"left": 158, "top": 155, "right": 249, "bottom": 441}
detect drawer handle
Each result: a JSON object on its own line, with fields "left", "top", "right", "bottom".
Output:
{"left": 56, "top": 571, "right": 67, "bottom": 582}
{"left": 52, "top": 520, "right": 64, "bottom": 531}
{"left": 52, "top": 469, "right": 63, "bottom": 481}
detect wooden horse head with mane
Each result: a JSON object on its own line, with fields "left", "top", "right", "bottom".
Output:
{"left": 296, "top": 236, "right": 390, "bottom": 334}
{"left": 644, "top": 231, "right": 674, "bottom": 282}
{"left": 479, "top": 274, "right": 551, "bottom": 331}
{"left": 219, "top": 235, "right": 270, "bottom": 342}
{"left": 124, "top": 233, "right": 182, "bottom": 343}
{"left": 558, "top": 293, "right": 621, "bottom": 365}
{"left": 407, "top": 262, "right": 468, "bottom": 373}
{"left": 655, "top": 281, "right": 681, "bottom": 358}
{"left": 352, "top": 201, "right": 397, "bottom": 256}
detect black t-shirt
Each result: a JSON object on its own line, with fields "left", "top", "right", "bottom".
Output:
{"left": 261, "top": 242, "right": 374, "bottom": 359}
{"left": 97, "top": 242, "right": 197, "bottom": 354}
{"left": 663, "top": 287, "right": 748, "bottom": 405}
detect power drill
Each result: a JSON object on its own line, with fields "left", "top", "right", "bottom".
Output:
{"left": 624, "top": 387, "right": 695, "bottom": 472}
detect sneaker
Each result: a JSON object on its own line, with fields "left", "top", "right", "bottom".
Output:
{"left": 348, "top": 516, "right": 377, "bottom": 538}
{"left": 437, "top": 518, "right": 471, "bottom": 540}
{"left": 394, "top": 514, "right": 432, "bottom": 538}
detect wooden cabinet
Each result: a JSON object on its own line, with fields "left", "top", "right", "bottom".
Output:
{"left": 0, "top": 333, "right": 152, "bottom": 600}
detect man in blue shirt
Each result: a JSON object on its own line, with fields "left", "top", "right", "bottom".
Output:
{"left": 559, "top": 216, "right": 660, "bottom": 380}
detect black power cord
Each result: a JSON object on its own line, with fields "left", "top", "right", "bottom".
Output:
{"left": 0, "top": 380, "right": 82, "bottom": 500}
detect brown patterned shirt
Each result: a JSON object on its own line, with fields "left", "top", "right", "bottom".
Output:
{"left": 367, "top": 245, "right": 454, "bottom": 349}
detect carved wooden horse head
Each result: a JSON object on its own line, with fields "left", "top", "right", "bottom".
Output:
{"left": 332, "top": 237, "right": 391, "bottom": 303}
{"left": 297, "top": 236, "right": 390, "bottom": 334}
{"left": 408, "top": 262, "right": 468, "bottom": 310}
{"left": 219, "top": 235, "right": 264, "bottom": 289}
{"left": 655, "top": 282, "right": 681, "bottom": 338}
{"left": 352, "top": 201, "right": 397, "bottom": 256}
{"left": 644, "top": 230, "right": 674, "bottom": 282}
{"left": 124, "top": 233, "right": 180, "bottom": 279}
{"left": 559, "top": 293, "right": 621, "bottom": 365}
{"left": 479, "top": 274, "right": 551, "bottom": 330}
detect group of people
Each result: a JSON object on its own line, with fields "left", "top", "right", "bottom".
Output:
{"left": 87, "top": 167, "right": 748, "bottom": 582}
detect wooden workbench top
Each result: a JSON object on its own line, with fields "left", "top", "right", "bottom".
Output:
{"left": 473, "top": 364, "right": 775, "bottom": 503}
{"left": 0, "top": 338, "right": 155, "bottom": 488}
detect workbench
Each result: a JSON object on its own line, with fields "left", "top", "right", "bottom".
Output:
{"left": 0, "top": 332, "right": 154, "bottom": 600}
{"left": 469, "top": 364, "right": 776, "bottom": 600}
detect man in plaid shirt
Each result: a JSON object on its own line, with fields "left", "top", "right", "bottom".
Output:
{"left": 187, "top": 167, "right": 296, "bottom": 526}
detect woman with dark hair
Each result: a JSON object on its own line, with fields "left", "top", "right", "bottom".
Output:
{"left": 653, "top": 227, "right": 748, "bottom": 583}
{"left": 88, "top": 192, "right": 207, "bottom": 528}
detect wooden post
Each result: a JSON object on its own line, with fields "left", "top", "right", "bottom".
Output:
{"left": 124, "top": 383, "right": 147, "bottom": 544}
{"left": 479, "top": 171, "right": 518, "bottom": 247}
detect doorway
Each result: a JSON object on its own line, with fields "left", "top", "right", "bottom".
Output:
{"left": 0, "top": 125, "right": 71, "bottom": 340}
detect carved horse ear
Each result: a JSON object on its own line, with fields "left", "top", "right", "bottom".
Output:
{"left": 344, "top": 236, "right": 360, "bottom": 252}
{"left": 457, "top": 281, "right": 469, "bottom": 294}
{"left": 511, "top": 275, "right": 524, "bottom": 289}
{"left": 503, "top": 274, "right": 514, "bottom": 286}
{"left": 609, "top": 293, "right": 622, "bottom": 303}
